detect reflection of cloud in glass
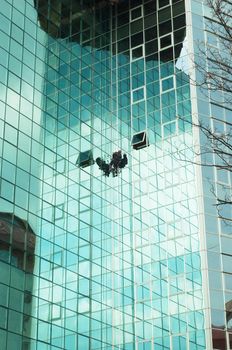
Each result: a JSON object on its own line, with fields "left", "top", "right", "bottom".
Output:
{"left": 175, "top": 36, "right": 189, "bottom": 74}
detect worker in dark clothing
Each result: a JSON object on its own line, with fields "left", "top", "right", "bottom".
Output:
{"left": 96, "top": 151, "right": 128, "bottom": 177}
{"left": 96, "top": 157, "right": 110, "bottom": 177}
{"left": 119, "top": 154, "right": 128, "bottom": 168}
{"left": 110, "top": 151, "right": 122, "bottom": 176}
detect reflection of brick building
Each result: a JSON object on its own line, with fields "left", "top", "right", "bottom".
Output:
{"left": 211, "top": 301, "right": 232, "bottom": 349}
{"left": 226, "top": 300, "right": 232, "bottom": 324}
{"left": 0, "top": 213, "right": 36, "bottom": 349}
{"left": 212, "top": 329, "right": 231, "bottom": 350}
{"left": 0, "top": 213, "right": 35, "bottom": 272}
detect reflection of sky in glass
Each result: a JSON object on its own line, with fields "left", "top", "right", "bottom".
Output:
{"left": 37, "top": 30, "right": 206, "bottom": 347}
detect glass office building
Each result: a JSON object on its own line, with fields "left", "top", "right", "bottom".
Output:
{"left": 0, "top": 0, "right": 231, "bottom": 349}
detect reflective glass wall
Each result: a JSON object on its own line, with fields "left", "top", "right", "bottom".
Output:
{"left": 0, "top": 0, "right": 208, "bottom": 349}
{"left": 0, "top": 0, "right": 46, "bottom": 348}
{"left": 190, "top": 1, "right": 232, "bottom": 349}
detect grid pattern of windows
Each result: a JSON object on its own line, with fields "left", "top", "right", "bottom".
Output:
{"left": 0, "top": 0, "right": 208, "bottom": 349}
{"left": 190, "top": 1, "right": 232, "bottom": 349}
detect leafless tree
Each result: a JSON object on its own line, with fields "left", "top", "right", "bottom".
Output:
{"left": 199, "top": 0, "right": 232, "bottom": 222}
{"left": 181, "top": 0, "right": 232, "bottom": 222}
{"left": 193, "top": 117, "right": 232, "bottom": 223}
{"left": 196, "top": 0, "right": 232, "bottom": 101}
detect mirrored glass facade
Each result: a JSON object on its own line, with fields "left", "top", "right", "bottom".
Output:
{"left": 0, "top": 0, "right": 230, "bottom": 349}
{"left": 190, "top": 1, "right": 232, "bottom": 349}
